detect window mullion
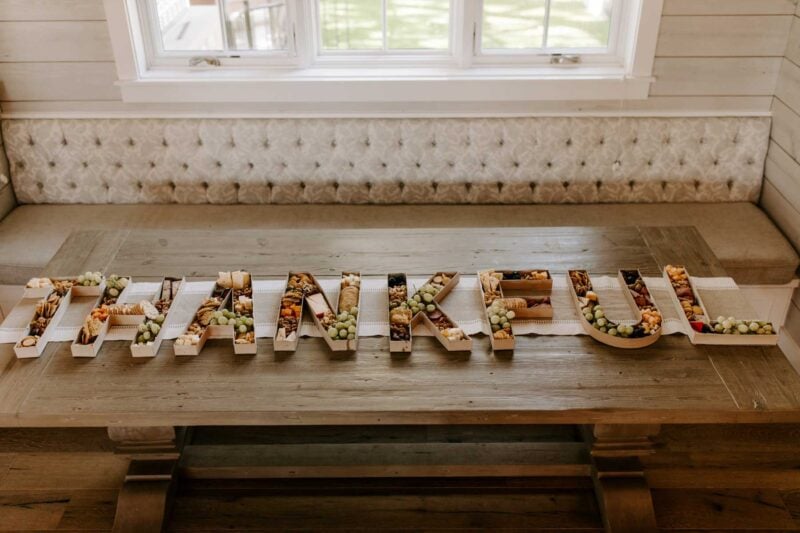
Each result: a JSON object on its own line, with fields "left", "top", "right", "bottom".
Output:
{"left": 294, "top": 0, "right": 315, "bottom": 67}
{"left": 456, "top": 0, "right": 479, "bottom": 68}
{"left": 218, "top": 0, "right": 231, "bottom": 52}
{"left": 382, "top": 0, "right": 388, "bottom": 51}
{"left": 542, "top": 0, "right": 552, "bottom": 49}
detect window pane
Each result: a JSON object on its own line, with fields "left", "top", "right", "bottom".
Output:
{"left": 223, "top": 0, "right": 289, "bottom": 50}
{"left": 547, "top": 0, "right": 611, "bottom": 49}
{"left": 387, "top": 0, "right": 449, "bottom": 50}
{"left": 156, "top": 0, "right": 224, "bottom": 51}
{"left": 482, "top": 0, "right": 546, "bottom": 50}
{"left": 320, "top": 0, "right": 383, "bottom": 50}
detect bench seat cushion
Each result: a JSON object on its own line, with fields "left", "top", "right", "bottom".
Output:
{"left": 0, "top": 203, "right": 796, "bottom": 285}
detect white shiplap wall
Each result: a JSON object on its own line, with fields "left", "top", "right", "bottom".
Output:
{"left": 764, "top": 1, "right": 800, "bottom": 353}
{"left": 0, "top": 0, "right": 795, "bottom": 116}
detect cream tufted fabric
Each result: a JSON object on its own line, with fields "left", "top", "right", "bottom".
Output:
{"left": 1, "top": 117, "right": 769, "bottom": 204}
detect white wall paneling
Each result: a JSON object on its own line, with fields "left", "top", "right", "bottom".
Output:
{"left": 0, "top": 63, "right": 120, "bottom": 102}
{"left": 651, "top": 58, "right": 782, "bottom": 96}
{"left": 776, "top": 57, "right": 800, "bottom": 111}
{"left": 0, "top": 0, "right": 106, "bottom": 21}
{"left": 657, "top": 16, "right": 792, "bottom": 57}
{"left": 0, "top": 21, "right": 113, "bottom": 62}
{"left": 662, "top": 0, "right": 797, "bottom": 16}
{"left": 763, "top": 7, "right": 800, "bottom": 351}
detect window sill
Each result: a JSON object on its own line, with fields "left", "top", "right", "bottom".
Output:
{"left": 118, "top": 70, "right": 653, "bottom": 104}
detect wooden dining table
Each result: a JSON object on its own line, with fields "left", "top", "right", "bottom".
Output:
{"left": 1, "top": 225, "right": 799, "bottom": 533}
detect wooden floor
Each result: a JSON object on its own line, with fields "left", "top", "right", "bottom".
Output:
{"left": 0, "top": 425, "right": 799, "bottom": 532}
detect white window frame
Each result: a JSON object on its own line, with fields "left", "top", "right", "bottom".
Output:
{"left": 104, "top": 0, "right": 662, "bottom": 104}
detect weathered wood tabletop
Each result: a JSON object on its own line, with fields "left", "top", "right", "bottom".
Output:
{"left": 1, "top": 226, "right": 799, "bottom": 427}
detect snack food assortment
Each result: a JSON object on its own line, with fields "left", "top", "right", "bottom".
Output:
{"left": 74, "top": 275, "right": 133, "bottom": 349}
{"left": 277, "top": 272, "right": 360, "bottom": 352}
{"left": 666, "top": 265, "right": 775, "bottom": 337}
{"left": 388, "top": 273, "right": 412, "bottom": 349}
{"left": 327, "top": 272, "right": 361, "bottom": 349}
{"left": 25, "top": 278, "right": 53, "bottom": 289}
{"left": 16, "top": 280, "right": 74, "bottom": 357}
{"left": 101, "top": 275, "right": 130, "bottom": 305}
{"left": 19, "top": 291, "right": 66, "bottom": 347}
{"left": 174, "top": 296, "right": 227, "bottom": 348}
{"left": 665, "top": 265, "right": 705, "bottom": 323}
{"left": 569, "top": 270, "right": 662, "bottom": 345}
{"left": 76, "top": 271, "right": 103, "bottom": 287}
{"left": 411, "top": 272, "right": 470, "bottom": 350}
{"left": 479, "top": 270, "right": 515, "bottom": 349}
{"left": 133, "top": 278, "right": 181, "bottom": 348}
{"left": 275, "top": 273, "right": 310, "bottom": 348}
{"left": 406, "top": 273, "right": 453, "bottom": 316}
{"left": 423, "top": 308, "right": 468, "bottom": 343}
{"left": 228, "top": 271, "right": 256, "bottom": 348}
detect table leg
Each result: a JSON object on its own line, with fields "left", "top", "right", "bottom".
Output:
{"left": 584, "top": 424, "right": 660, "bottom": 533}
{"left": 108, "top": 426, "right": 185, "bottom": 533}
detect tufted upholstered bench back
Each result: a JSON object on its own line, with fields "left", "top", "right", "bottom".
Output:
{"left": 1, "top": 117, "right": 770, "bottom": 204}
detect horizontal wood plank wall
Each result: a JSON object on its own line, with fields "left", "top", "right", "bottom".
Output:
{"left": 0, "top": 0, "right": 794, "bottom": 116}
{"left": 764, "top": 2, "right": 800, "bottom": 353}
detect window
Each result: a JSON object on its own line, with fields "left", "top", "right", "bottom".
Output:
{"left": 319, "top": 0, "right": 451, "bottom": 52}
{"left": 482, "top": 0, "right": 612, "bottom": 51}
{"left": 106, "top": 0, "right": 662, "bottom": 104}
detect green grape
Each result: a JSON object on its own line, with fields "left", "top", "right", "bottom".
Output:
{"left": 218, "top": 317, "right": 228, "bottom": 326}
{"left": 238, "top": 324, "right": 247, "bottom": 333}
{"left": 426, "top": 304, "right": 435, "bottom": 312}
{"left": 347, "top": 333, "right": 355, "bottom": 340}
{"left": 328, "top": 327, "right": 338, "bottom": 338}
{"left": 338, "top": 329, "right": 348, "bottom": 339}
{"left": 347, "top": 325, "right": 356, "bottom": 333}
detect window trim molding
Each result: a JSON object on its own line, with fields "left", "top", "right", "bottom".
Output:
{"left": 104, "top": 0, "right": 663, "bottom": 105}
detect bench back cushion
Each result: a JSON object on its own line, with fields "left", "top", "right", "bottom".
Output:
{"left": 1, "top": 117, "right": 769, "bottom": 204}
